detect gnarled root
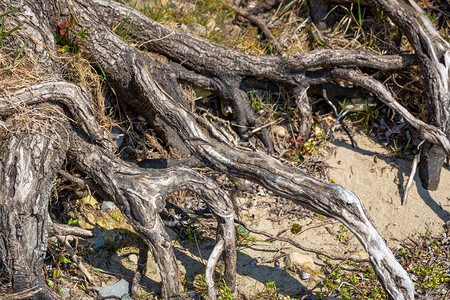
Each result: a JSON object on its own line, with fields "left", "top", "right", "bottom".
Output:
{"left": 67, "top": 131, "right": 236, "bottom": 299}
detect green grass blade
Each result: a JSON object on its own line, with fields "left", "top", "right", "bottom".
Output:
{"left": 0, "top": 7, "right": 20, "bottom": 18}
{"left": 14, "top": 36, "right": 29, "bottom": 64}
{"left": 5, "top": 24, "right": 20, "bottom": 37}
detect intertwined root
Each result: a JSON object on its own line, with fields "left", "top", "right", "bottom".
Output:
{"left": 68, "top": 132, "right": 237, "bottom": 298}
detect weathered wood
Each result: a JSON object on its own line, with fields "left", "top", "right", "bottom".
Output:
{"left": 64, "top": 2, "right": 414, "bottom": 295}
{"left": 0, "top": 104, "right": 69, "bottom": 296}
{"left": 67, "top": 131, "right": 236, "bottom": 298}
{"left": 1, "top": 0, "right": 448, "bottom": 299}
{"left": 369, "top": 0, "right": 450, "bottom": 190}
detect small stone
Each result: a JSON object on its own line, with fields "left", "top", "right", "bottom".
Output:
{"left": 272, "top": 125, "right": 288, "bottom": 137}
{"left": 300, "top": 272, "right": 311, "bottom": 280}
{"left": 92, "top": 227, "right": 102, "bottom": 235}
{"left": 93, "top": 236, "right": 105, "bottom": 249}
{"left": 188, "top": 22, "right": 206, "bottom": 36}
{"left": 284, "top": 252, "right": 316, "bottom": 272}
{"left": 128, "top": 254, "right": 138, "bottom": 264}
{"left": 101, "top": 201, "right": 116, "bottom": 212}
{"left": 98, "top": 279, "right": 130, "bottom": 299}
{"left": 165, "top": 227, "right": 178, "bottom": 240}
{"left": 121, "top": 294, "right": 133, "bottom": 300}
{"left": 49, "top": 236, "right": 58, "bottom": 244}
{"left": 350, "top": 251, "right": 369, "bottom": 260}
{"left": 60, "top": 287, "right": 70, "bottom": 297}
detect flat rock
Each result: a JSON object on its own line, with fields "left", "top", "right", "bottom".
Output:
{"left": 350, "top": 251, "right": 369, "bottom": 260}
{"left": 92, "top": 236, "right": 105, "bottom": 249}
{"left": 165, "top": 227, "right": 178, "bottom": 240}
{"left": 98, "top": 279, "right": 129, "bottom": 299}
{"left": 128, "top": 254, "right": 138, "bottom": 264}
{"left": 284, "top": 252, "right": 315, "bottom": 272}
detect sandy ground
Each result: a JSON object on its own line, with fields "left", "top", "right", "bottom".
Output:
{"left": 58, "top": 133, "right": 449, "bottom": 299}
{"left": 136, "top": 133, "right": 448, "bottom": 298}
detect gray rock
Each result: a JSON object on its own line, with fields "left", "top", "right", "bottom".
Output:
{"left": 101, "top": 201, "right": 116, "bottom": 212}
{"left": 92, "top": 227, "right": 102, "bottom": 235}
{"left": 165, "top": 227, "right": 178, "bottom": 240}
{"left": 98, "top": 279, "right": 129, "bottom": 299}
{"left": 93, "top": 236, "right": 105, "bottom": 249}
{"left": 121, "top": 295, "right": 133, "bottom": 300}
{"left": 60, "top": 287, "right": 70, "bottom": 298}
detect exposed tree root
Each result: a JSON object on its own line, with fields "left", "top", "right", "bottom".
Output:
{"left": 67, "top": 132, "right": 236, "bottom": 298}
{"left": 1, "top": 0, "right": 449, "bottom": 299}
{"left": 0, "top": 81, "right": 117, "bottom": 149}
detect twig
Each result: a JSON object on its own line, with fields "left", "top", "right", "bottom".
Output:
{"left": 401, "top": 140, "right": 424, "bottom": 206}
{"left": 322, "top": 88, "right": 357, "bottom": 148}
{"left": 57, "top": 169, "right": 92, "bottom": 186}
{"left": 5, "top": 286, "right": 43, "bottom": 300}
{"left": 56, "top": 235, "right": 95, "bottom": 284}
{"left": 226, "top": 2, "right": 285, "bottom": 55}
{"left": 49, "top": 221, "right": 93, "bottom": 237}
{"left": 249, "top": 117, "right": 283, "bottom": 134}
{"left": 235, "top": 219, "right": 370, "bottom": 263}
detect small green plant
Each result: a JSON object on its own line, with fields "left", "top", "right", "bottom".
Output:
{"left": 0, "top": 7, "right": 20, "bottom": 50}
{"left": 185, "top": 228, "right": 203, "bottom": 242}
{"left": 113, "top": 18, "right": 135, "bottom": 41}
{"left": 320, "top": 260, "right": 386, "bottom": 299}
{"left": 93, "top": 63, "right": 116, "bottom": 95}
{"left": 337, "top": 224, "right": 349, "bottom": 244}
{"left": 290, "top": 223, "right": 302, "bottom": 234}
{"left": 218, "top": 280, "right": 233, "bottom": 300}
{"left": 339, "top": 98, "right": 380, "bottom": 129}
{"left": 249, "top": 90, "right": 271, "bottom": 116}
{"left": 67, "top": 218, "right": 79, "bottom": 226}
{"left": 56, "top": 19, "right": 90, "bottom": 54}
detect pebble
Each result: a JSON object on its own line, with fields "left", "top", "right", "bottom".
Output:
{"left": 92, "top": 227, "right": 102, "bottom": 235}
{"left": 350, "top": 251, "right": 369, "bottom": 260}
{"left": 98, "top": 279, "right": 130, "bottom": 299}
{"left": 101, "top": 201, "right": 116, "bottom": 212}
{"left": 92, "top": 236, "right": 105, "bottom": 249}
{"left": 49, "top": 236, "right": 58, "bottom": 244}
{"left": 60, "top": 287, "right": 70, "bottom": 298}
{"left": 284, "top": 252, "right": 315, "bottom": 272}
{"left": 187, "top": 22, "right": 206, "bottom": 36}
{"left": 300, "top": 272, "right": 311, "bottom": 280}
{"left": 165, "top": 227, "right": 178, "bottom": 240}
{"left": 128, "top": 254, "right": 138, "bottom": 264}
{"left": 121, "top": 295, "right": 133, "bottom": 300}
{"left": 272, "top": 125, "right": 288, "bottom": 137}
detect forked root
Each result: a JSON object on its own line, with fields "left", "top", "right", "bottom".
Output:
{"left": 205, "top": 213, "right": 236, "bottom": 299}
{"left": 68, "top": 131, "right": 236, "bottom": 299}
